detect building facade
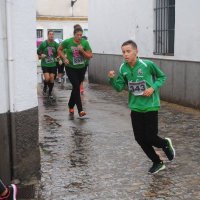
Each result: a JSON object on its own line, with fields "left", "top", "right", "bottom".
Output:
{"left": 36, "top": 0, "right": 89, "bottom": 41}
{"left": 0, "top": 0, "right": 40, "bottom": 183}
{"left": 88, "top": 0, "right": 200, "bottom": 108}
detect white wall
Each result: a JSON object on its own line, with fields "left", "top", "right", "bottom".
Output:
{"left": 37, "top": 20, "right": 88, "bottom": 40}
{"left": 174, "top": 0, "right": 200, "bottom": 61}
{"left": 37, "top": 0, "right": 88, "bottom": 17}
{"left": 0, "top": 0, "right": 9, "bottom": 113}
{"left": 0, "top": 0, "right": 38, "bottom": 113}
{"left": 89, "top": 0, "right": 200, "bottom": 62}
{"left": 89, "top": 0, "right": 154, "bottom": 55}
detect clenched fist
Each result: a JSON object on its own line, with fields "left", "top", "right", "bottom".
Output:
{"left": 108, "top": 70, "right": 115, "bottom": 78}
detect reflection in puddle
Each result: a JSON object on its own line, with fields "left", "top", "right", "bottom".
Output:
{"left": 69, "top": 127, "right": 92, "bottom": 168}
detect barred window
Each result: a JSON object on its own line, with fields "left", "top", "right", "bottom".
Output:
{"left": 36, "top": 29, "right": 43, "bottom": 39}
{"left": 154, "top": 0, "right": 175, "bottom": 55}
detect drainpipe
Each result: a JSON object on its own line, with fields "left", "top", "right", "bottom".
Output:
{"left": 6, "top": 0, "right": 17, "bottom": 179}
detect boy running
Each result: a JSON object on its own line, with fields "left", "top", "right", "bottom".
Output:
{"left": 108, "top": 40, "right": 175, "bottom": 174}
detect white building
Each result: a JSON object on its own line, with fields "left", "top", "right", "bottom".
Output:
{"left": 88, "top": 0, "right": 200, "bottom": 108}
{"left": 36, "top": 0, "right": 89, "bottom": 41}
{"left": 0, "top": 0, "right": 40, "bottom": 183}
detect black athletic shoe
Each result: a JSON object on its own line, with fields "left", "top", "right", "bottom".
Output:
{"left": 163, "top": 137, "right": 175, "bottom": 161}
{"left": 148, "top": 162, "right": 166, "bottom": 174}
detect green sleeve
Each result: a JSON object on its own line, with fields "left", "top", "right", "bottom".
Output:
{"left": 149, "top": 61, "right": 167, "bottom": 91}
{"left": 109, "top": 71, "right": 126, "bottom": 92}
{"left": 37, "top": 41, "right": 45, "bottom": 55}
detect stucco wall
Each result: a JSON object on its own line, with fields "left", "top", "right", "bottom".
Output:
{"left": 0, "top": 0, "right": 40, "bottom": 182}
{"left": 89, "top": 0, "right": 200, "bottom": 62}
{"left": 1, "top": 0, "right": 38, "bottom": 113}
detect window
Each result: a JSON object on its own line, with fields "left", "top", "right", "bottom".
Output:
{"left": 48, "top": 29, "right": 63, "bottom": 40}
{"left": 154, "top": 0, "right": 175, "bottom": 55}
{"left": 36, "top": 29, "right": 43, "bottom": 39}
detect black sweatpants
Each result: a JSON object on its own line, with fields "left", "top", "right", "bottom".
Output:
{"left": 131, "top": 111, "right": 167, "bottom": 163}
{"left": 65, "top": 67, "right": 87, "bottom": 112}
{"left": 0, "top": 179, "right": 6, "bottom": 195}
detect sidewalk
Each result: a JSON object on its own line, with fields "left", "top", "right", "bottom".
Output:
{"left": 37, "top": 78, "right": 200, "bottom": 200}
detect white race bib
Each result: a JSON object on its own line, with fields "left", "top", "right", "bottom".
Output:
{"left": 71, "top": 47, "right": 84, "bottom": 65}
{"left": 128, "top": 81, "right": 146, "bottom": 96}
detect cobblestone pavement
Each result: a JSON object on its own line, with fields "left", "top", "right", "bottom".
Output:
{"left": 37, "top": 78, "right": 200, "bottom": 200}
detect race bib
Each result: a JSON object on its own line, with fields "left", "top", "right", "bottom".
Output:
{"left": 128, "top": 81, "right": 146, "bottom": 96}
{"left": 71, "top": 47, "right": 84, "bottom": 65}
{"left": 45, "top": 47, "right": 55, "bottom": 64}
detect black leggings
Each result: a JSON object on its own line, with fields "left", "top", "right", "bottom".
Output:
{"left": 0, "top": 179, "right": 6, "bottom": 195}
{"left": 65, "top": 67, "right": 87, "bottom": 112}
{"left": 131, "top": 111, "right": 167, "bottom": 163}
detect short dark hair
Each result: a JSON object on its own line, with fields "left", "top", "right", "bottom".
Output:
{"left": 73, "top": 27, "right": 83, "bottom": 35}
{"left": 48, "top": 30, "right": 54, "bottom": 35}
{"left": 121, "top": 40, "right": 137, "bottom": 49}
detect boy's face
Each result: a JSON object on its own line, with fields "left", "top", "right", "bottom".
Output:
{"left": 121, "top": 44, "right": 138, "bottom": 64}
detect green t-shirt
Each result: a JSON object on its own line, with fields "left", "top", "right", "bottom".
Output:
{"left": 37, "top": 40, "right": 59, "bottom": 67}
{"left": 61, "top": 37, "right": 92, "bottom": 69}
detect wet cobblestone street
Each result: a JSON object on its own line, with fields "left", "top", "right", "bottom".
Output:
{"left": 37, "top": 79, "right": 200, "bottom": 200}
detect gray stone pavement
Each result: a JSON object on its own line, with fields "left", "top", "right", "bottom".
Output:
{"left": 37, "top": 77, "right": 200, "bottom": 200}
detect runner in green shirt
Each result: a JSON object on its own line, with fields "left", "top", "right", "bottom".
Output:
{"left": 58, "top": 27, "right": 92, "bottom": 117}
{"left": 37, "top": 30, "right": 59, "bottom": 100}
{"left": 108, "top": 40, "right": 175, "bottom": 174}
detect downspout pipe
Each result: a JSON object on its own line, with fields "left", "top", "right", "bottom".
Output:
{"left": 6, "top": 0, "right": 17, "bottom": 179}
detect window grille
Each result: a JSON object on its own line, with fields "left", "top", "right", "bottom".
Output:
{"left": 154, "top": 0, "right": 175, "bottom": 55}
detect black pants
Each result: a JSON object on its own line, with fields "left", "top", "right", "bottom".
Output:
{"left": 65, "top": 67, "right": 87, "bottom": 112}
{"left": 131, "top": 111, "right": 167, "bottom": 163}
{"left": 0, "top": 179, "right": 6, "bottom": 195}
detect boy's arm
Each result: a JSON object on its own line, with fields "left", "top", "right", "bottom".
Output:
{"left": 108, "top": 70, "right": 126, "bottom": 92}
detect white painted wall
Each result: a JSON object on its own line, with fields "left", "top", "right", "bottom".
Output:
{"left": 0, "top": 0, "right": 38, "bottom": 113}
{"left": 89, "top": 0, "right": 154, "bottom": 56}
{"left": 174, "top": 0, "right": 200, "bottom": 61}
{"left": 89, "top": 0, "right": 200, "bottom": 62}
{"left": 37, "top": 20, "right": 88, "bottom": 40}
{"left": 0, "top": 0, "right": 9, "bottom": 113}
{"left": 37, "top": 0, "right": 88, "bottom": 17}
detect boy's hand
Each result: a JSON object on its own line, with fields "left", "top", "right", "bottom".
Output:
{"left": 143, "top": 87, "right": 154, "bottom": 97}
{"left": 108, "top": 70, "right": 115, "bottom": 78}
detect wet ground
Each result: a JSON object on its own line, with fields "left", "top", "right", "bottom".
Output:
{"left": 37, "top": 75, "right": 200, "bottom": 200}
